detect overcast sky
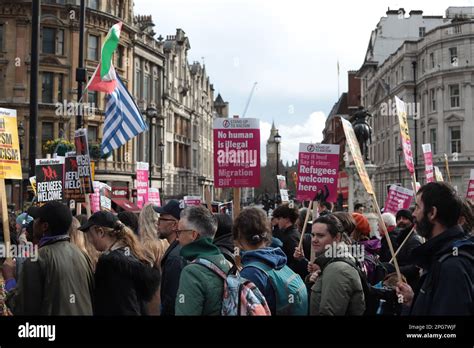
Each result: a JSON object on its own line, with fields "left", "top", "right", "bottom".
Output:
{"left": 134, "top": 0, "right": 473, "bottom": 164}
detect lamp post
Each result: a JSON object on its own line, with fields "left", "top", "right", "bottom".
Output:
{"left": 159, "top": 141, "right": 165, "bottom": 198}
{"left": 18, "top": 122, "right": 25, "bottom": 211}
{"left": 274, "top": 131, "right": 281, "bottom": 205}
{"left": 145, "top": 106, "right": 158, "bottom": 188}
{"left": 397, "top": 146, "right": 403, "bottom": 186}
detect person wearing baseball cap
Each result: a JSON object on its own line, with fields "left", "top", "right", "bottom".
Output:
{"left": 153, "top": 200, "right": 186, "bottom": 316}
{"left": 80, "top": 211, "right": 160, "bottom": 315}
{"left": 4, "top": 201, "right": 94, "bottom": 315}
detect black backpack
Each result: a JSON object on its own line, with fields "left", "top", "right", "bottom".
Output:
{"left": 327, "top": 258, "right": 400, "bottom": 315}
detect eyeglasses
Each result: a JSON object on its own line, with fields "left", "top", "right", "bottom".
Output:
{"left": 175, "top": 229, "right": 194, "bottom": 236}
{"left": 158, "top": 217, "right": 177, "bottom": 223}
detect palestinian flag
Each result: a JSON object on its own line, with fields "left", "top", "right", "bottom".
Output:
{"left": 86, "top": 22, "right": 123, "bottom": 94}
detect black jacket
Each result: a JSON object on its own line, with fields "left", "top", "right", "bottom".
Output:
{"left": 410, "top": 225, "right": 474, "bottom": 315}
{"left": 395, "top": 226, "right": 423, "bottom": 289}
{"left": 213, "top": 233, "right": 236, "bottom": 266}
{"left": 160, "top": 240, "right": 186, "bottom": 316}
{"left": 273, "top": 225, "right": 307, "bottom": 279}
{"left": 93, "top": 247, "right": 161, "bottom": 315}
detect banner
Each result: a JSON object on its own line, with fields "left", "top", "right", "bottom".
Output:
{"left": 90, "top": 181, "right": 100, "bottom": 213}
{"left": 384, "top": 184, "right": 414, "bottom": 214}
{"left": 136, "top": 162, "right": 149, "bottom": 208}
{"left": 184, "top": 196, "right": 202, "bottom": 206}
{"left": 214, "top": 118, "right": 260, "bottom": 188}
{"left": 99, "top": 183, "right": 112, "bottom": 211}
{"left": 35, "top": 158, "right": 65, "bottom": 203}
{"left": 395, "top": 96, "right": 415, "bottom": 174}
{"left": 0, "top": 108, "right": 22, "bottom": 179}
{"left": 29, "top": 176, "right": 37, "bottom": 195}
{"left": 340, "top": 117, "right": 374, "bottom": 194}
{"left": 338, "top": 171, "right": 349, "bottom": 200}
{"left": 296, "top": 143, "right": 339, "bottom": 202}
{"left": 277, "top": 175, "right": 289, "bottom": 203}
{"left": 74, "top": 129, "right": 93, "bottom": 194}
{"left": 422, "top": 144, "right": 434, "bottom": 183}
{"left": 434, "top": 166, "right": 444, "bottom": 182}
{"left": 466, "top": 169, "right": 474, "bottom": 200}
{"left": 64, "top": 152, "right": 85, "bottom": 202}
{"left": 148, "top": 187, "right": 161, "bottom": 207}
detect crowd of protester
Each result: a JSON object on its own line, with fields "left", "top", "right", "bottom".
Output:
{"left": 0, "top": 181, "right": 473, "bottom": 316}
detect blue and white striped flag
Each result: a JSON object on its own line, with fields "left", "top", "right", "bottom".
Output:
{"left": 101, "top": 76, "right": 148, "bottom": 155}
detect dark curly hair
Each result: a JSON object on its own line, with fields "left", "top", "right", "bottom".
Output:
{"left": 233, "top": 207, "right": 271, "bottom": 246}
{"left": 272, "top": 205, "right": 299, "bottom": 224}
{"left": 314, "top": 214, "right": 344, "bottom": 238}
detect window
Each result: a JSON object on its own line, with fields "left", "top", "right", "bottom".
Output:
{"left": 193, "top": 149, "right": 197, "bottom": 168}
{"left": 421, "top": 59, "right": 425, "bottom": 74}
{"left": 88, "top": 0, "right": 99, "bottom": 9}
{"left": 450, "top": 126, "right": 461, "bottom": 153}
{"left": 430, "top": 52, "right": 435, "bottom": 69}
{"left": 400, "top": 66, "right": 404, "bottom": 81}
{"left": 430, "top": 128, "right": 437, "bottom": 154}
{"left": 154, "top": 77, "right": 160, "bottom": 103}
{"left": 419, "top": 27, "right": 426, "bottom": 37}
{"left": 57, "top": 74, "right": 63, "bottom": 102}
{"left": 42, "top": 28, "right": 55, "bottom": 54}
{"left": 454, "top": 25, "right": 462, "bottom": 34}
{"left": 449, "top": 84, "right": 460, "bottom": 108}
{"left": 88, "top": 126, "right": 98, "bottom": 143}
{"left": 0, "top": 24, "right": 4, "bottom": 51}
{"left": 430, "top": 88, "right": 436, "bottom": 112}
{"left": 167, "top": 141, "right": 172, "bottom": 164}
{"left": 42, "top": 122, "right": 54, "bottom": 143}
{"left": 449, "top": 47, "right": 458, "bottom": 66}
{"left": 88, "top": 91, "right": 97, "bottom": 106}
{"left": 88, "top": 34, "right": 99, "bottom": 60}
{"left": 117, "top": 45, "right": 124, "bottom": 68}
{"left": 143, "top": 75, "right": 150, "bottom": 101}
{"left": 42, "top": 72, "right": 54, "bottom": 103}
{"left": 42, "top": 27, "right": 64, "bottom": 55}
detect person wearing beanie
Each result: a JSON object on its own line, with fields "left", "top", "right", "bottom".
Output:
{"left": 4, "top": 201, "right": 94, "bottom": 315}
{"left": 351, "top": 213, "right": 381, "bottom": 284}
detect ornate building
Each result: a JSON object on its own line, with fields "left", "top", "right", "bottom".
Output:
{"left": 0, "top": 0, "right": 226, "bottom": 208}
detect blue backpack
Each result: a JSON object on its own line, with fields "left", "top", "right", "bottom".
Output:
{"left": 245, "top": 261, "right": 308, "bottom": 315}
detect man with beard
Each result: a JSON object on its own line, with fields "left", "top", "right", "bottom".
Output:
{"left": 380, "top": 209, "right": 423, "bottom": 289}
{"left": 396, "top": 182, "right": 474, "bottom": 315}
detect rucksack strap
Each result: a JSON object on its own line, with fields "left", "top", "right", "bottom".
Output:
{"left": 245, "top": 260, "right": 272, "bottom": 274}
{"left": 192, "top": 258, "right": 228, "bottom": 280}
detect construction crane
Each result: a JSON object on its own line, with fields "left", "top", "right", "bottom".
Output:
{"left": 242, "top": 82, "right": 258, "bottom": 118}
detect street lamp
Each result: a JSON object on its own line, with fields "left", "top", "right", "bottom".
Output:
{"left": 159, "top": 141, "right": 165, "bottom": 198}
{"left": 18, "top": 122, "right": 25, "bottom": 212}
{"left": 146, "top": 106, "right": 158, "bottom": 188}
{"left": 274, "top": 131, "right": 281, "bottom": 205}
{"left": 397, "top": 146, "right": 403, "bottom": 186}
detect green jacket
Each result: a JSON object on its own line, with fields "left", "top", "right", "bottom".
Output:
{"left": 175, "top": 237, "right": 230, "bottom": 316}
{"left": 310, "top": 255, "right": 365, "bottom": 316}
{"left": 9, "top": 236, "right": 94, "bottom": 315}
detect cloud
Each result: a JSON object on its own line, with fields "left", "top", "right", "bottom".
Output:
{"left": 260, "top": 111, "right": 327, "bottom": 165}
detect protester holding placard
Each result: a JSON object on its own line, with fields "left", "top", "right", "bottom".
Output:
{"left": 5, "top": 202, "right": 94, "bottom": 315}
{"left": 396, "top": 182, "right": 474, "bottom": 315}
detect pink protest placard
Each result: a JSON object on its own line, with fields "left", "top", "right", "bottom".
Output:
{"left": 296, "top": 143, "right": 340, "bottom": 202}
{"left": 384, "top": 184, "right": 414, "bottom": 214}
{"left": 422, "top": 144, "right": 434, "bottom": 183}
{"left": 90, "top": 181, "right": 100, "bottom": 213}
{"left": 466, "top": 169, "right": 474, "bottom": 201}
{"left": 148, "top": 187, "right": 161, "bottom": 207}
{"left": 214, "top": 118, "right": 260, "bottom": 188}
{"left": 184, "top": 196, "right": 202, "bottom": 206}
{"left": 136, "top": 162, "right": 149, "bottom": 208}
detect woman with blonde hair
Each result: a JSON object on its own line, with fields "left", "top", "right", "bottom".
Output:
{"left": 138, "top": 204, "right": 170, "bottom": 269}
{"left": 69, "top": 217, "right": 100, "bottom": 270}
{"left": 80, "top": 211, "right": 161, "bottom": 315}
{"left": 137, "top": 204, "right": 170, "bottom": 315}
